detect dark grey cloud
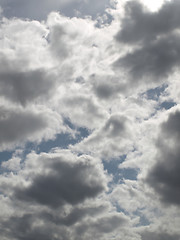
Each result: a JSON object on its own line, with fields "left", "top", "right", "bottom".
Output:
{"left": 146, "top": 110, "right": 180, "bottom": 205}
{"left": 0, "top": 150, "right": 127, "bottom": 240}
{"left": 14, "top": 154, "right": 106, "bottom": 208}
{"left": 0, "top": 206, "right": 128, "bottom": 240}
{"left": 93, "top": 82, "right": 117, "bottom": 99}
{"left": 161, "top": 110, "right": 180, "bottom": 140}
{"left": 39, "top": 205, "right": 106, "bottom": 226}
{"left": 141, "top": 231, "right": 180, "bottom": 240}
{"left": 115, "top": 34, "right": 180, "bottom": 81}
{"left": 0, "top": 56, "right": 56, "bottom": 105}
{"left": 0, "top": 214, "right": 68, "bottom": 240}
{"left": 92, "top": 75, "right": 126, "bottom": 99}
{"left": 75, "top": 213, "right": 128, "bottom": 239}
{"left": 116, "top": 0, "right": 180, "bottom": 44}
{"left": 0, "top": 108, "right": 45, "bottom": 143}
{"left": 114, "top": 0, "right": 180, "bottom": 82}
{"left": 0, "top": 106, "right": 60, "bottom": 150}
{"left": 103, "top": 114, "right": 127, "bottom": 138}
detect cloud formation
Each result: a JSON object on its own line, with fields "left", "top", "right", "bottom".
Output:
{"left": 0, "top": 105, "right": 64, "bottom": 150}
{"left": 114, "top": 0, "right": 180, "bottom": 86}
{"left": 13, "top": 151, "right": 107, "bottom": 208}
{"left": 116, "top": 1, "right": 180, "bottom": 44}
{"left": 146, "top": 109, "right": 180, "bottom": 206}
{"left": 0, "top": 150, "right": 130, "bottom": 240}
{"left": 0, "top": 0, "right": 180, "bottom": 239}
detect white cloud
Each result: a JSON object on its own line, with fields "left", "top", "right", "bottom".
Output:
{"left": 72, "top": 113, "right": 135, "bottom": 159}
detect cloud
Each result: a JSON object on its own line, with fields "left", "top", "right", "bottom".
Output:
{"left": 0, "top": 150, "right": 131, "bottom": 240}
{"left": 0, "top": 105, "right": 65, "bottom": 151}
{"left": 116, "top": 1, "right": 180, "bottom": 44}
{"left": 0, "top": 66, "right": 57, "bottom": 105}
{"left": 114, "top": 0, "right": 180, "bottom": 86}
{"left": 0, "top": 18, "right": 58, "bottom": 106}
{"left": 146, "top": 108, "right": 180, "bottom": 206}
{"left": 41, "top": 205, "right": 106, "bottom": 226}
{"left": 12, "top": 151, "right": 107, "bottom": 208}
{"left": 91, "top": 74, "right": 126, "bottom": 99}
{"left": 73, "top": 114, "right": 135, "bottom": 159}
{"left": 0, "top": 213, "right": 67, "bottom": 240}
{"left": 0, "top": 1, "right": 180, "bottom": 239}
{"left": 57, "top": 92, "right": 107, "bottom": 129}
{"left": 75, "top": 213, "right": 129, "bottom": 239}
{"left": 114, "top": 33, "right": 180, "bottom": 81}
{"left": 0, "top": 208, "right": 129, "bottom": 240}
{"left": 140, "top": 231, "right": 180, "bottom": 240}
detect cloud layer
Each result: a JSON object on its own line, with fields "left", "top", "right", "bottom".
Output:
{"left": 0, "top": 0, "right": 180, "bottom": 239}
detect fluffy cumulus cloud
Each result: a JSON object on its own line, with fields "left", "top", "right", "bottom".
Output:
{"left": 0, "top": 0, "right": 180, "bottom": 239}
{"left": 0, "top": 150, "right": 130, "bottom": 240}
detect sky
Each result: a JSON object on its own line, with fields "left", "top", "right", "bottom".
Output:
{"left": 0, "top": 0, "right": 180, "bottom": 239}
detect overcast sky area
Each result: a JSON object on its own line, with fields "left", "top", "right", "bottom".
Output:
{"left": 0, "top": 0, "right": 180, "bottom": 239}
